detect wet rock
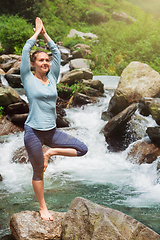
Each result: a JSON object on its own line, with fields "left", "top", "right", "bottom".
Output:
{"left": 72, "top": 92, "right": 97, "bottom": 106}
{"left": 57, "top": 85, "right": 72, "bottom": 100}
{"left": 126, "top": 140, "right": 160, "bottom": 164}
{"left": 10, "top": 113, "right": 28, "bottom": 127}
{"left": 0, "top": 174, "right": 3, "bottom": 181}
{"left": 112, "top": 11, "right": 136, "bottom": 24}
{"left": 139, "top": 97, "right": 152, "bottom": 116}
{"left": 0, "top": 54, "right": 11, "bottom": 63}
{"left": 0, "top": 85, "right": 21, "bottom": 108}
{"left": 0, "top": 69, "right": 5, "bottom": 74}
{"left": 56, "top": 115, "right": 70, "bottom": 128}
{"left": 0, "top": 60, "right": 17, "bottom": 72}
{"left": 82, "top": 79, "right": 104, "bottom": 93}
{"left": 101, "top": 103, "right": 138, "bottom": 151}
{"left": 60, "top": 68, "right": 93, "bottom": 86}
{"left": 61, "top": 197, "right": 160, "bottom": 240}
{"left": 107, "top": 61, "right": 160, "bottom": 117}
{"left": 148, "top": 98, "right": 160, "bottom": 125}
{"left": 12, "top": 146, "right": 54, "bottom": 164}
{"left": 146, "top": 127, "right": 160, "bottom": 147}
{"left": 0, "top": 116, "right": 23, "bottom": 136}
{"left": 10, "top": 210, "right": 65, "bottom": 240}
{"left": 12, "top": 146, "right": 29, "bottom": 164}
{"left": 5, "top": 74, "right": 22, "bottom": 88}
{"left": 5, "top": 101, "right": 29, "bottom": 116}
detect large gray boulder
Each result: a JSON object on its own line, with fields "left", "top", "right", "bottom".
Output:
{"left": 107, "top": 61, "right": 160, "bottom": 117}
{"left": 0, "top": 85, "right": 21, "bottom": 107}
{"left": 10, "top": 211, "right": 65, "bottom": 240}
{"left": 61, "top": 197, "right": 160, "bottom": 240}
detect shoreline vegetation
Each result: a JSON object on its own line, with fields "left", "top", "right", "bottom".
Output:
{"left": 1, "top": 0, "right": 160, "bottom": 76}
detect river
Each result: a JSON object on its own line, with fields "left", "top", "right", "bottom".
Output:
{"left": 0, "top": 76, "right": 160, "bottom": 238}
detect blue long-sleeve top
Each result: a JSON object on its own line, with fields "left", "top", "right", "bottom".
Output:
{"left": 20, "top": 39, "right": 61, "bottom": 130}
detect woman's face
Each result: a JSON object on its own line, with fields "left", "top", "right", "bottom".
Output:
{"left": 32, "top": 52, "right": 49, "bottom": 74}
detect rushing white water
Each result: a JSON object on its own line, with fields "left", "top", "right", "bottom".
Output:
{"left": 0, "top": 77, "right": 160, "bottom": 237}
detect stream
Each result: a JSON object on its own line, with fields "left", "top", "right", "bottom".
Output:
{"left": 0, "top": 76, "right": 160, "bottom": 238}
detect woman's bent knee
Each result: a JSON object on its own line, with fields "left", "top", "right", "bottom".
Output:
{"left": 77, "top": 143, "right": 88, "bottom": 156}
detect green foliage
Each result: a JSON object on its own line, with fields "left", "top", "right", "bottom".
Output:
{"left": 70, "top": 82, "right": 87, "bottom": 95}
{"left": 62, "top": 36, "right": 86, "bottom": 49}
{"left": 84, "top": 10, "right": 108, "bottom": 25}
{"left": 57, "top": 82, "right": 86, "bottom": 96}
{"left": 0, "top": 15, "right": 33, "bottom": 53}
{"left": 0, "top": 106, "right": 4, "bottom": 118}
{"left": 0, "top": 0, "right": 44, "bottom": 23}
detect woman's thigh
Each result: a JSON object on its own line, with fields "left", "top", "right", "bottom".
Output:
{"left": 45, "top": 128, "right": 88, "bottom": 156}
{"left": 24, "top": 125, "right": 44, "bottom": 180}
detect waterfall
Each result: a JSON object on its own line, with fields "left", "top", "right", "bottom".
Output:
{"left": 0, "top": 76, "right": 160, "bottom": 238}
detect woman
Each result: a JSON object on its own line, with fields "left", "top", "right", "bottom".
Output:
{"left": 20, "top": 17, "right": 88, "bottom": 221}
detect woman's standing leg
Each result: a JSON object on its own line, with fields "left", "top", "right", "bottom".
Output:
{"left": 24, "top": 125, "right": 53, "bottom": 220}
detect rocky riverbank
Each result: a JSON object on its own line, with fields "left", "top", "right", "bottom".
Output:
{"left": 1, "top": 30, "right": 160, "bottom": 239}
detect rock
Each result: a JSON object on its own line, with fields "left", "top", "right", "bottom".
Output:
{"left": 0, "top": 60, "right": 17, "bottom": 72}
{"left": 5, "top": 74, "right": 22, "bottom": 88}
{"left": 10, "top": 210, "right": 65, "bottom": 240}
{"left": 107, "top": 61, "right": 160, "bottom": 117}
{"left": 146, "top": 127, "right": 160, "bottom": 147}
{"left": 60, "top": 68, "right": 93, "bottom": 86}
{"left": 0, "top": 54, "right": 11, "bottom": 63}
{"left": 0, "top": 116, "right": 23, "bottom": 136}
{"left": 112, "top": 11, "right": 136, "bottom": 24}
{"left": 139, "top": 97, "right": 160, "bottom": 125}
{"left": 0, "top": 174, "right": 3, "bottom": 181}
{"left": 70, "top": 58, "right": 92, "bottom": 70}
{"left": 8, "top": 54, "right": 21, "bottom": 61}
{"left": 10, "top": 113, "right": 28, "bottom": 127}
{"left": 0, "top": 85, "right": 21, "bottom": 108}
{"left": 71, "top": 44, "right": 92, "bottom": 59}
{"left": 12, "top": 146, "right": 29, "bottom": 164}
{"left": 57, "top": 85, "right": 72, "bottom": 100}
{"left": 139, "top": 97, "right": 152, "bottom": 116}
{"left": 12, "top": 146, "right": 51, "bottom": 164}
{"left": 6, "top": 67, "right": 20, "bottom": 75}
{"left": 66, "top": 29, "right": 98, "bottom": 39}
{"left": 72, "top": 92, "right": 97, "bottom": 106}
{"left": 148, "top": 98, "right": 160, "bottom": 125}
{"left": 83, "top": 79, "right": 104, "bottom": 93}
{"left": 126, "top": 140, "right": 160, "bottom": 164}
{"left": 61, "top": 197, "right": 160, "bottom": 240}
{"left": 0, "top": 68, "right": 5, "bottom": 74}
{"left": 56, "top": 114, "right": 70, "bottom": 128}
{"left": 84, "top": 86, "right": 104, "bottom": 97}
{"left": 101, "top": 103, "right": 138, "bottom": 151}
{"left": 5, "top": 101, "right": 29, "bottom": 116}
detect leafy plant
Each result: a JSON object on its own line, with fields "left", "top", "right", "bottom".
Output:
{"left": 0, "top": 106, "right": 4, "bottom": 118}
{"left": 0, "top": 15, "right": 33, "bottom": 53}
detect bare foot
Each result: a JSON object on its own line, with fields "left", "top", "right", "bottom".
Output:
{"left": 39, "top": 207, "right": 53, "bottom": 221}
{"left": 42, "top": 147, "right": 51, "bottom": 172}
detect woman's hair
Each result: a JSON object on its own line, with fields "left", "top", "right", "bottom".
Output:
{"left": 31, "top": 50, "right": 48, "bottom": 63}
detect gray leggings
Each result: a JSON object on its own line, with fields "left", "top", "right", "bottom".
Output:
{"left": 24, "top": 124, "right": 88, "bottom": 181}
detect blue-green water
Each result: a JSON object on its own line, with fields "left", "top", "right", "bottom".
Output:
{"left": 0, "top": 84, "right": 160, "bottom": 238}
